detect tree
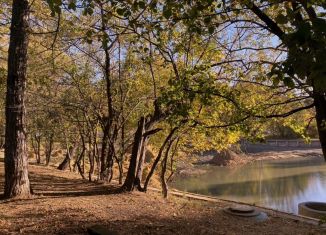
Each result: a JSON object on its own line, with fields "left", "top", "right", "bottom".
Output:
{"left": 241, "top": 0, "right": 326, "bottom": 158}
{"left": 4, "top": 0, "right": 31, "bottom": 198}
{"left": 18, "top": 0, "right": 322, "bottom": 198}
{"left": 158, "top": 0, "right": 326, "bottom": 158}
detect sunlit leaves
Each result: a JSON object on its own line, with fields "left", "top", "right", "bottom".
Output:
{"left": 35, "top": 0, "right": 322, "bottom": 154}
{"left": 85, "top": 30, "right": 93, "bottom": 44}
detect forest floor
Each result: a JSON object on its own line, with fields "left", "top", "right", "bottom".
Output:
{"left": 0, "top": 159, "right": 326, "bottom": 234}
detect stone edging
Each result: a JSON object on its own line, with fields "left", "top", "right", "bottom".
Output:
{"left": 148, "top": 187, "right": 325, "bottom": 227}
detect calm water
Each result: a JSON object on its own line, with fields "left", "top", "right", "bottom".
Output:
{"left": 172, "top": 157, "right": 326, "bottom": 214}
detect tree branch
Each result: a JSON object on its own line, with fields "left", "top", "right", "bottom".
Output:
{"left": 246, "top": 1, "right": 285, "bottom": 39}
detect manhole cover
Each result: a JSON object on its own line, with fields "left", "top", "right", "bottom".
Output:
{"left": 223, "top": 205, "right": 261, "bottom": 217}
{"left": 229, "top": 205, "right": 255, "bottom": 213}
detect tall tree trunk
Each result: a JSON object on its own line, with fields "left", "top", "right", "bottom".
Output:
{"left": 4, "top": 0, "right": 31, "bottom": 199}
{"left": 88, "top": 135, "right": 95, "bottom": 181}
{"left": 117, "top": 39, "right": 125, "bottom": 185}
{"left": 98, "top": 4, "right": 117, "bottom": 182}
{"left": 74, "top": 134, "right": 85, "bottom": 172}
{"left": 31, "top": 136, "right": 37, "bottom": 162}
{"left": 45, "top": 133, "right": 54, "bottom": 166}
{"left": 160, "top": 137, "right": 175, "bottom": 198}
{"left": 121, "top": 117, "right": 145, "bottom": 191}
{"left": 33, "top": 134, "right": 41, "bottom": 164}
{"left": 100, "top": 122, "right": 109, "bottom": 180}
{"left": 143, "top": 127, "right": 178, "bottom": 192}
{"left": 107, "top": 125, "right": 118, "bottom": 182}
{"left": 134, "top": 135, "right": 147, "bottom": 189}
{"left": 75, "top": 148, "right": 86, "bottom": 179}
{"left": 314, "top": 90, "right": 326, "bottom": 160}
{"left": 134, "top": 119, "right": 160, "bottom": 190}
{"left": 117, "top": 119, "right": 125, "bottom": 184}
{"left": 93, "top": 129, "right": 101, "bottom": 181}
{"left": 167, "top": 137, "right": 179, "bottom": 182}
{"left": 93, "top": 130, "right": 101, "bottom": 180}
{"left": 117, "top": 160, "right": 123, "bottom": 184}
{"left": 0, "top": 134, "right": 4, "bottom": 149}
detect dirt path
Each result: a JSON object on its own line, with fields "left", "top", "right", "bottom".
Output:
{"left": 0, "top": 161, "right": 325, "bottom": 235}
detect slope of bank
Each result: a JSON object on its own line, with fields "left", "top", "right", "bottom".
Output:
{"left": 175, "top": 148, "right": 323, "bottom": 178}
{"left": 200, "top": 148, "right": 323, "bottom": 166}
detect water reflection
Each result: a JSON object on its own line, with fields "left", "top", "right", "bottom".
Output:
{"left": 172, "top": 157, "right": 326, "bottom": 214}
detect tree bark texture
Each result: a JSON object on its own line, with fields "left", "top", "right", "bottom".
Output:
{"left": 4, "top": 0, "right": 31, "bottom": 199}
{"left": 45, "top": 133, "right": 54, "bottom": 166}
{"left": 160, "top": 137, "right": 175, "bottom": 198}
{"left": 314, "top": 91, "right": 326, "bottom": 160}
{"left": 134, "top": 127, "right": 147, "bottom": 189}
{"left": 143, "top": 127, "right": 178, "bottom": 192}
{"left": 121, "top": 117, "right": 145, "bottom": 191}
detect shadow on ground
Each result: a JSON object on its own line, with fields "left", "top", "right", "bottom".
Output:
{"left": 0, "top": 162, "right": 121, "bottom": 199}
{"left": 0, "top": 162, "right": 325, "bottom": 235}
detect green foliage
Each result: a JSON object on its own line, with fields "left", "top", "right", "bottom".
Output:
{"left": 45, "top": 0, "right": 62, "bottom": 16}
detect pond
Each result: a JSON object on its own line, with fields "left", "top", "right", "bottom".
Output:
{"left": 171, "top": 157, "right": 326, "bottom": 214}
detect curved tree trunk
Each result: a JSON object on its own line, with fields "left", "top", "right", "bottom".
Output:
{"left": 88, "top": 135, "right": 95, "bottom": 181}
{"left": 100, "top": 124, "right": 109, "bottom": 180}
{"left": 161, "top": 138, "right": 175, "bottom": 198}
{"left": 167, "top": 137, "right": 179, "bottom": 182}
{"left": 57, "top": 151, "right": 71, "bottom": 171}
{"left": 45, "top": 133, "right": 54, "bottom": 166}
{"left": 32, "top": 134, "right": 41, "bottom": 164}
{"left": 143, "top": 127, "right": 178, "bottom": 192}
{"left": 107, "top": 125, "right": 118, "bottom": 182}
{"left": 117, "top": 160, "right": 124, "bottom": 184}
{"left": 4, "top": 0, "right": 31, "bottom": 199}
{"left": 0, "top": 135, "right": 4, "bottom": 149}
{"left": 57, "top": 141, "right": 78, "bottom": 171}
{"left": 75, "top": 148, "right": 86, "bottom": 179}
{"left": 98, "top": 4, "right": 117, "bottom": 182}
{"left": 121, "top": 117, "right": 145, "bottom": 191}
{"left": 134, "top": 129, "right": 148, "bottom": 189}
{"left": 160, "top": 141, "right": 172, "bottom": 198}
